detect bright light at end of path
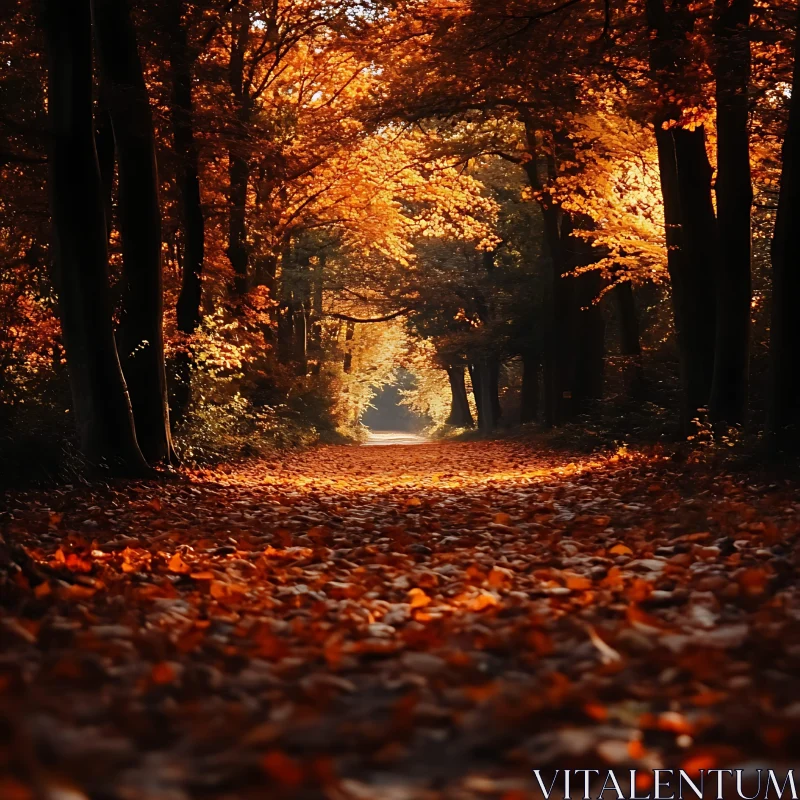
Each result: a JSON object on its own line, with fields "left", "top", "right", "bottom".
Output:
{"left": 362, "top": 431, "right": 431, "bottom": 446}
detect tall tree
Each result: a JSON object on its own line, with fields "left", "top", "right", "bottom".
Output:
{"left": 445, "top": 365, "right": 474, "bottom": 427}
{"left": 169, "top": 0, "right": 206, "bottom": 335}
{"left": 43, "top": 0, "right": 148, "bottom": 474}
{"left": 92, "top": 0, "right": 174, "bottom": 463}
{"left": 770, "top": 0, "right": 800, "bottom": 440}
{"left": 647, "top": 0, "right": 718, "bottom": 427}
{"left": 709, "top": 0, "right": 753, "bottom": 424}
{"left": 613, "top": 280, "right": 645, "bottom": 399}
{"left": 227, "top": 2, "right": 251, "bottom": 298}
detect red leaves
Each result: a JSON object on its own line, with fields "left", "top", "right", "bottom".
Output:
{"left": 3, "top": 440, "right": 800, "bottom": 797}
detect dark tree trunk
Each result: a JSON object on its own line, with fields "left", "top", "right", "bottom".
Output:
{"left": 228, "top": 5, "right": 250, "bottom": 298}
{"left": 446, "top": 366, "right": 474, "bottom": 427}
{"left": 522, "top": 117, "right": 579, "bottom": 426}
{"left": 92, "top": 0, "right": 174, "bottom": 464}
{"left": 567, "top": 229, "right": 606, "bottom": 410}
{"left": 169, "top": 0, "right": 205, "bottom": 335}
{"left": 710, "top": 0, "right": 753, "bottom": 424}
{"left": 770, "top": 1, "right": 800, "bottom": 439}
{"left": 343, "top": 320, "right": 355, "bottom": 374}
{"left": 43, "top": 0, "right": 148, "bottom": 475}
{"left": 674, "top": 125, "right": 718, "bottom": 402}
{"left": 277, "top": 302, "right": 294, "bottom": 364}
{"left": 167, "top": 0, "right": 205, "bottom": 426}
{"left": 293, "top": 302, "right": 308, "bottom": 375}
{"left": 647, "top": 0, "right": 718, "bottom": 430}
{"left": 654, "top": 127, "right": 717, "bottom": 426}
{"left": 488, "top": 357, "right": 502, "bottom": 424}
{"left": 95, "top": 105, "right": 114, "bottom": 239}
{"left": 520, "top": 351, "right": 539, "bottom": 424}
{"left": 469, "top": 358, "right": 498, "bottom": 433}
{"left": 614, "top": 280, "right": 646, "bottom": 399}
{"left": 309, "top": 253, "right": 324, "bottom": 375}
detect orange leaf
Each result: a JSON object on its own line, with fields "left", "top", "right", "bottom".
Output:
{"left": 564, "top": 573, "right": 592, "bottom": 590}
{"left": 168, "top": 552, "right": 191, "bottom": 575}
{"left": 468, "top": 591, "right": 499, "bottom": 611}
{"left": 408, "top": 588, "right": 431, "bottom": 609}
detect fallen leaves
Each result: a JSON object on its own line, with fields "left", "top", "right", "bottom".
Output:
{"left": 2, "top": 439, "right": 800, "bottom": 798}
{"left": 167, "top": 551, "right": 191, "bottom": 574}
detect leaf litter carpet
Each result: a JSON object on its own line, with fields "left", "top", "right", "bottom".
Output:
{"left": 3, "top": 440, "right": 800, "bottom": 799}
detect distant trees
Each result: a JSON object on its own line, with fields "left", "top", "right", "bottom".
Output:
{"left": 4, "top": 0, "right": 800, "bottom": 467}
{"left": 368, "top": 0, "right": 800, "bottom": 439}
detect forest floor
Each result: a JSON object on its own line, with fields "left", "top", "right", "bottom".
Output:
{"left": 2, "top": 438, "right": 800, "bottom": 799}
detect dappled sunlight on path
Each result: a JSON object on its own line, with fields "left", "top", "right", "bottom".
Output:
{"left": 363, "top": 430, "right": 432, "bottom": 446}
{"left": 3, "top": 441, "right": 800, "bottom": 798}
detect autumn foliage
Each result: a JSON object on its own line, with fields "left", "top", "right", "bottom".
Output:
{"left": 4, "top": 0, "right": 800, "bottom": 795}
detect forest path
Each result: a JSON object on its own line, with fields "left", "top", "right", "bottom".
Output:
{"left": 362, "top": 430, "right": 431, "bottom": 446}
{"left": 3, "top": 440, "right": 800, "bottom": 798}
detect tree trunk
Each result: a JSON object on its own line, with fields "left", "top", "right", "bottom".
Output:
{"left": 568, "top": 231, "right": 606, "bottom": 410}
{"left": 710, "top": 0, "right": 753, "bottom": 424}
{"left": 647, "top": 0, "right": 718, "bottom": 429}
{"left": 292, "top": 302, "right": 308, "bottom": 375}
{"left": 469, "top": 358, "right": 498, "bottom": 433}
{"left": 343, "top": 320, "right": 355, "bottom": 373}
{"left": 614, "top": 280, "right": 645, "bottom": 398}
{"left": 169, "top": 0, "right": 205, "bottom": 335}
{"left": 95, "top": 105, "right": 114, "bottom": 239}
{"left": 43, "top": 0, "right": 148, "bottom": 475}
{"left": 309, "top": 253, "right": 324, "bottom": 375}
{"left": 92, "top": 0, "right": 174, "bottom": 464}
{"left": 228, "top": 5, "right": 250, "bottom": 298}
{"left": 522, "top": 118, "right": 577, "bottom": 426}
{"left": 277, "top": 302, "right": 294, "bottom": 364}
{"left": 488, "top": 357, "right": 502, "bottom": 424}
{"left": 167, "top": 0, "right": 205, "bottom": 426}
{"left": 446, "top": 366, "right": 474, "bottom": 427}
{"left": 770, "top": 0, "right": 800, "bottom": 439}
{"left": 656, "top": 127, "right": 714, "bottom": 430}
{"left": 520, "top": 351, "right": 539, "bottom": 424}
{"left": 674, "top": 126, "right": 718, "bottom": 405}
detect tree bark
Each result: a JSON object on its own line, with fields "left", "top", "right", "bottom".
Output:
{"left": 520, "top": 351, "right": 539, "bottom": 424}
{"left": 710, "top": 0, "right": 753, "bottom": 424}
{"left": 566, "top": 225, "right": 606, "bottom": 410}
{"left": 674, "top": 125, "right": 718, "bottom": 404}
{"left": 647, "top": 0, "right": 718, "bottom": 430}
{"left": 277, "top": 302, "right": 294, "bottom": 364}
{"left": 43, "top": 0, "right": 148, "bottom": 475}
{"left": 770, "top": 0, "right": 800, "bottom": 439}
{"left": 343, "top": 320, "right": 355, "bottom": 373}
{"left": 522, "top": 118, "right": 579, "bottom": 425}
{"left": 614, "top": 280, "right": 646, "bottom": 399}
{"left": 446, "top": 366, "right": 474, "bottom": 427}
{"left": 309, "top": 253, "right": 324, "bottom": 375}
{"left": 169, "top": 0, "right": 205, "bottom": 335}
{"left": 228, "top": 5, "right": 250, "bottom": 298}
{"left": 469, "top": 358, "right": 498, "bottom": 433}
{"left": 292, "top": 302, "right": 308, "bottom": 375}
{"left": 95, "top": 105, "right": 114, "bottom": 240}
{"left": 92, "top": 0, "right": 174, "bottom": 464}
{"left": 654, "top": 127, "right": 717, "bottom": 425}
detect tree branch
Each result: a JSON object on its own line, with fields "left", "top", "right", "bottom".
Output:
{"left": 326, "top": 308, "right": 412, "bottom": 323}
